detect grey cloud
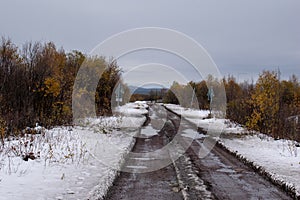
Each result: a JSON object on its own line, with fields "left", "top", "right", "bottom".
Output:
{"left": 0, "top": 0, "right": 299, "bottom": 84}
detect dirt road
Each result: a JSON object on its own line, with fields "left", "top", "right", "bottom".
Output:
{"left": 104, "top": 104, "right": 291, "bottom": 200}
{"left": 105, "top": 104, "right": 183, "bottom": 200}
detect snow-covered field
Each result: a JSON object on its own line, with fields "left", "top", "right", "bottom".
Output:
{"left": 165, "top": 104, "right": 300, "bottom": 198}
{"left": 0, "top": 101, "right": 148, "bottom": 200}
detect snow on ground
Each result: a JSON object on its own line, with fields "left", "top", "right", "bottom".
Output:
{"left": 0, "top": 101, "right": 148, "bottom": 200}
{"left": 219, "top": 135, "right": 300, "bottom": 197}
{"left": 165, "top": 103, "right": 300, "bottom": 197}
{"left": 181, "top": 129, "right": 206, "bottom": 140}
{"left": 164, "top": 104, "right": 210, "bottom": 119}
{"left": 115, "top": 101, "right": 148, "bottom": 117}
{"left": 164, "top": 104, "right": 248, "bottom": 135}
{"left": 140, "top": 125, "right": 159, "bottom": 138}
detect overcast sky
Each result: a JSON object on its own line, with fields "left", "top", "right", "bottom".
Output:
{"left": 1, "top": 0, "right": 299, "bottom": 86}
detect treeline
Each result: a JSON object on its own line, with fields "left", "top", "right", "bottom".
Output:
{"left": 164, "top": 75, "right": 226, "bottom": 112}
{"left": 163, "top": 71, "right": 300, "bottom": 141}
{"left": 130, "top": 89, "right": 167, "bottom": 102}
{"left": 0, "top": 37, "right": 122, "bottom": 136}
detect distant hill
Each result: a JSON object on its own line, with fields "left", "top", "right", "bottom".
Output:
{"left": 129, "top": 86, "right": 167, "bottom": 95}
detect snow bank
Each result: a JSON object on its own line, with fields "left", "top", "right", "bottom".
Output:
{"left": 0, "top": 101, "right": 148, "bottom": 200}
{"left": 165, "top": 103, "right": 300, "bottom": 198}
{"left": 164, "top": 104, "right": 247, "bottom": 134}
{"left": 219, "top": 135, "right": 300, "bottom": 198}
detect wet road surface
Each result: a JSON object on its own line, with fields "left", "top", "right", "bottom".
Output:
{"left": 105, "top": 104, "right": 291, "bottom": 200}
{"left": 105, "top": 104, "right": 183, "bottom": 200}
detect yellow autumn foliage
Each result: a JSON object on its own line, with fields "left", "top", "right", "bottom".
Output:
{"left": 246, "top": 71, "right": 280, "bottom": 134}
{"left": 44, "top": 77, "right": 61, "bottom": 97}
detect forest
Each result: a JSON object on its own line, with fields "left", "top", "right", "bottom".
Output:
{"left": 0, "top": 37, "right": 123, "bottom": 139}
{"left": 163, "top": 72, "right": 300, "bottom": 142}
{"left": 1, "top": 37, "right": 300, "bottom": 142}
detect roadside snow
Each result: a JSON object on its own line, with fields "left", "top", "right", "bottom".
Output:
{"left": 165, "top": 103, "right": 300, "bottom": 198}
{"left": 115, "top": 101, "right": 148, "bottom": 117}
{"left": 164, "top": 104, "right": 247, "bottom": 135}
{"left": 140, "top": 125, "right": 158, "bottom": 138}
{"left": 164, "top": 104, "right": 210, "bottom": 119}
{"left": 181, "top": 129, "right": 206, "bottom": 140}
{"left": 219, "top": 135, "right": 300, "bottom": 197}
{"left": 0, "top": 101, "right": 148, "bottom": 200}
